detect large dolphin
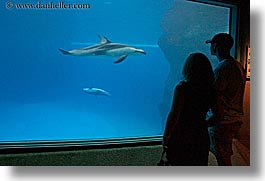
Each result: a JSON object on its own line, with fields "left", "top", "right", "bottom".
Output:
{"left": 83, "top": 87, "right": 111, "bottom": 97}
{"left": 59, "top": 35, "right": 146, "bottom": 63}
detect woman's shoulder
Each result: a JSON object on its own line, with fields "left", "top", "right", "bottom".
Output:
{"left": 177, "top": 80, "right": 188, "bottom": 87}
{"left": 175, "top": 81, "right": 188, "bottom": 92}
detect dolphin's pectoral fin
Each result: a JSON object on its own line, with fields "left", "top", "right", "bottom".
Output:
{"left": 114, "top": 55, "right": 128, "bottom": 64}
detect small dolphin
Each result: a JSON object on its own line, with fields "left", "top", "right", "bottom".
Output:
{"left": 59, "top": 35, "right": 146, "bottom": 64}
{"left": 83, "top": 87, "right": 111, "bottom": 97}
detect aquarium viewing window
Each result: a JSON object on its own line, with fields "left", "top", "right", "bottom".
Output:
{"left": 0, "top": 0, "right": 236, "bottom": 151}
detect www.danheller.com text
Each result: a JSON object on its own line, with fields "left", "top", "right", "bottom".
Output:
{"left": 6, "top": 1, "right": 91, "bottom": 10}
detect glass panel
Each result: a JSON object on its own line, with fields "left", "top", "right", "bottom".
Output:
{"left": 0, "top": 0, "right": 230, "bottom": 143}
{"left": 158, "top": 0, "right": 230, "bottom": 125}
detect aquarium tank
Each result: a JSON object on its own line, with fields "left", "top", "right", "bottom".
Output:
{"left": 0, "top": 0, "right": 233, "bottom": 148}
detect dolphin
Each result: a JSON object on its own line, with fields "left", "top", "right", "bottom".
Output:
{"left": 59, "top": 35, "right": 146, "bottom": 63}
{"left": 83, "top": 87, "right": 111, "bottom": 97}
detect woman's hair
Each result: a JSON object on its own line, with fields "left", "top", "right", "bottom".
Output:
{"left": 182, "top": 53, "right": 214, "bottom": 89}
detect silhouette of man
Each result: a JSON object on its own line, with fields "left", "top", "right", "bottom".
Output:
{"left": 206, "top": 33, "right": 246, "bottom": 166}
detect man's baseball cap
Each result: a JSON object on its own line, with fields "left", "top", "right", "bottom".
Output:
{"left": 205, "top": 33, "right": 234, "bottom": 49}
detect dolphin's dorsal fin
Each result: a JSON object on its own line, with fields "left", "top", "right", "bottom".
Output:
{"left": 98, "top": 35, "right": 111, "bottom": 44}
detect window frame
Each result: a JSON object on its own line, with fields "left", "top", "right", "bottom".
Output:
{"left": 0, "top": 0, "right": 239, "bottom": 154}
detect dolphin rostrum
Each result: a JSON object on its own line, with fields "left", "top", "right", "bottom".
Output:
{"left": 59, "top": 35, "right": 146, "bottom": 64}
{"left": 83, "top": 87, "right": 111, "bottom": 97}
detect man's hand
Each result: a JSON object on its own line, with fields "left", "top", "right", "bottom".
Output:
{"left": 206, "top": 115, "right": 217, "bottom": 127}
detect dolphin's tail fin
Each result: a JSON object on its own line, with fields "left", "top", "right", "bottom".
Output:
{"left": 58, "top": 49, "right": 71, "bottom": 55}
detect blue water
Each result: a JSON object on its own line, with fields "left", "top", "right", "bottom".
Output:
{"left": 0, "top": 0, "right": 229, "bottom": 142}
